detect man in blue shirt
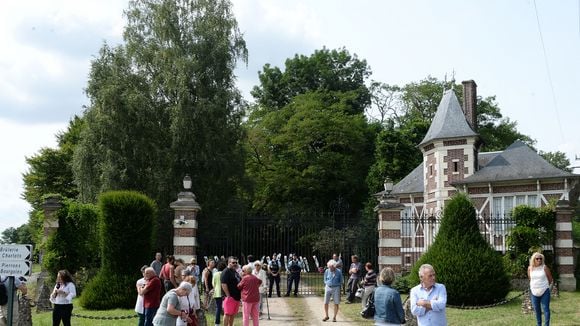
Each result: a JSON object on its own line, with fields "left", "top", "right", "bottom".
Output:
{"left": 322, "top": 260, "right": 343, "bottom": 322}
{"left": 410, "top": 264, "right": 447, "bottom": 326}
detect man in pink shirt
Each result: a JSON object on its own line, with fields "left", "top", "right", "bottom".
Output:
{"left": 237, "top": 265, "right": 262, "bottom": 326}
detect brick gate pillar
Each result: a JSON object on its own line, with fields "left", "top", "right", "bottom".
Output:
{"left": 375, "top": 196, "right": 405, "bottom": 273}
{"left": 170, "top": 175, "right": 201, "bottom": 262}
{"left": 554, "top": 200, "right": 576, "bottom": 291}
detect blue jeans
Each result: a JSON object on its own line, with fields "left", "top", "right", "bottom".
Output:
{"left": 144, "top": 307, "right": 158, "bottom": 326}
{"left": 214, "top": 297, "right": 223, "bottom": 325}
{"left": 531, "top": 289, "right": 550, "bottom": 326}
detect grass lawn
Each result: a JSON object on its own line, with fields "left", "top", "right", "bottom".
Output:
{"left": 31, "top": 290, "right": 580, "bottom": 325}
{"left": 339, "top": 291, "right": 580, "bottom": 326}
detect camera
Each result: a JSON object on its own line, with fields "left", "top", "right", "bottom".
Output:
{"left": 56, "top": 283, "right": 61, "bottom": 289}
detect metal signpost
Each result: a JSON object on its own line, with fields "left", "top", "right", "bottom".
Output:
{"left": 0, "top": 244, "right": 32, "bottom": 326}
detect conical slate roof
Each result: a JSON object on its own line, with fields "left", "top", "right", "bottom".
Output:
{"left": 418, "top": 89, "right": 478, "bottom": 146}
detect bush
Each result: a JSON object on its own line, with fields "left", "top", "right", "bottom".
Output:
{"left": 43, "top": 200, "right": 100, "bottom": 277}
{"left": 79, "top": 272, "right": 136, "bottom": 309}
{"left": 409, "top": 194, "right": 510, "bottom": 306}
{"left": 80, "top": 190, "right": 156, "bottom": 309}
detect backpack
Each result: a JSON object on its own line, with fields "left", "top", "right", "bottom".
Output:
{"left": 0, "top": 279, "right": 8, "bottom": 305}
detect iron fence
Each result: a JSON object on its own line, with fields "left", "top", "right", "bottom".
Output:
{"left": 400, "top": 213, "right": 517, "bottom": 273}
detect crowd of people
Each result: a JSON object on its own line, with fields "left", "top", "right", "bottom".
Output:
{"left": 14, "top": 249, "right": 549, "bottom": 326}
{"left": 136, "top": 252, "right": 307, "bottom": 326}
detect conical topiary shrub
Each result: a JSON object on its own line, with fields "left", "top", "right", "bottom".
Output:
{"left": 408, "top": 193, "right": 510, "bottom": 306}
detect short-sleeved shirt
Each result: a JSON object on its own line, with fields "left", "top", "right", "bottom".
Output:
{"left": 151, "top": 260, "right": 163, "bottom": 277}
{"left": 221, "top": 268, "right": 241, "bottom": 301}
{"left": 152, "top": 291, "right": 181, "bottom": 325}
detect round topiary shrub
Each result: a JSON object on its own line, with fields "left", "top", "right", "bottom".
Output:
{"left": 80, "top": 190, "right": 157, "bottom": 309}
{"left": 409, "top": 193, "right": 510, "bottom": 306}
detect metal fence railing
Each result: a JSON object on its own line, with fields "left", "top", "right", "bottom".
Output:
{"left": 400, "top": 213, "right": 517, "bottom": 273}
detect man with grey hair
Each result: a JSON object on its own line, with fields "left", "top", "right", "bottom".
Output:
{"left": 410, "top": 264, "right": 447, "bottom": 326}
{"left": 322, "top": 260, "right": 343, "bottom": 322}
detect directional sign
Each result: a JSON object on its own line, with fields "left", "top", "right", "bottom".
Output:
{"left": 0, "top": 261, "right": 31, "bottom": 277}
{"left": 0, "top": 244, "right": 33, "bottom": 277}
{"left": 0, "top": 244, "right": 32, "bottom": 261}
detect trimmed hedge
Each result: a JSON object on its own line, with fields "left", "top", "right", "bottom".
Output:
{"left": 409, "top": 193, "right": 510, "bottom": 306}
{"left": 80, "top": 190, "right": 156, "bottom": 309}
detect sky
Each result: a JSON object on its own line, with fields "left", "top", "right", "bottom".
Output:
{"left": 1, "top": 0, "right": 579, "bottom": 234}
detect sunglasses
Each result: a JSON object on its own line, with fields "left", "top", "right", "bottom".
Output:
{"left": 535, "top": 258, "right": 543, "bottom": 260}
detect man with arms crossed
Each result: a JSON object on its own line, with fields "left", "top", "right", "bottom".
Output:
{"left": 410, "top": 264, "right": 447, "bottom": 326}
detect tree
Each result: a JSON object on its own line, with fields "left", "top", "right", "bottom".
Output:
{"left": 21, "top": 116, "right": 84, "bottom": 253}
{"left": 251, "top": 47, "right": 371, "bottom": 115}
{"left": 0, "top": 225, "right": 33, "bottom": 245}
{"left": 409, "top": 194, "right": 510, "bottom": 305}
{"left": 246, "top": 48, "right": 375, "bottom": 215}
{"left": 245, "top": 91, "right": 375, "bottom": 213}
{"left": 539, "top": 150, "right": 572, "bottom": 172}
{"left": 73, "top": 0, "right": 248, "bottom": 250}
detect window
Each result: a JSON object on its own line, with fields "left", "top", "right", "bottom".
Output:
{"left": 401, "top": 206, "right": 413, "bottom": 236}
{"left": 429, "top": 165, "right": 433, "bottom": 176}
{"left": 453, "top": 161, "right": 459, "bottom": 173}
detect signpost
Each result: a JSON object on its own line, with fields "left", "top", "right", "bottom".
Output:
{"left": 0, "top": 244, "right": 32, "bottom": 276}
{"left": 0, "top": 244, "right": 33, "bottom": 326}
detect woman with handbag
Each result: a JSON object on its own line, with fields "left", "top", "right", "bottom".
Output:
{"left": 361, "top": 262, "right": 377, "bottom": 310}
{"left": 176, "top": 275, "right": 200, "bottom": 326}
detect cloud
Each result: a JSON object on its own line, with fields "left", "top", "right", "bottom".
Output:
{"left": 0, "top": 118, "right": 66, "bottom": 232}
{"left": 0, "top": 0, "right": 126, "bottom": 123}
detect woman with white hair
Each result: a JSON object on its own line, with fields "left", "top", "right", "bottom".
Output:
{"left": 322, "top": 260, "right": 343, "bottom": 322}
{"left": 528, "top": 252, "right": 553, "bottom": 326}
{"left": 153, "top": 282, "right": 193, "bottom": 325}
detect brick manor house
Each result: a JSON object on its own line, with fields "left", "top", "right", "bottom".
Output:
{"left": 375, "top": 80, "right": 578, "bottom": 290}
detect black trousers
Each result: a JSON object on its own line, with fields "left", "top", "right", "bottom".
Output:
{"left": 286, "top": 273, "right": 300, "bottom": 295}
{"left": 269, "top": 275, "right": 281, "bottom": 296}
{"left": 52, "top": 303, "right": 73, "bottom": 326}
{"left": 346, "top": 278, "right": 359, "bottom": 302}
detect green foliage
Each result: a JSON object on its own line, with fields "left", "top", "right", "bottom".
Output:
{"left": 73, "top": 0, "right": 248, "bottom": 251}
{"left": 245, "top": 90, "right": 376, "bottom": 213}
{"left": 98, "top": 191, "right": 156, "bottom": 271}
{"left": 80, "top": 191, "right": 156, "bottom": 309}
{"left": 409, "top": 194, "right": 510, "bottom": 305}
{"left": 505, "top": 205, "right": 556, "bottom": 276}
{"left": 42, "top": 200, "right": 100, "bottom": 276}
{"left": 79, "top": 273, "right": 136, "bottom": 310}
{"left": 251, "top": 47, "right": 371, "bottom": 115}
{"left": 539, "top": 150, "right": 572, "bottom": 172}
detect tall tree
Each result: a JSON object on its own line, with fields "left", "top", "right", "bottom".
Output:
{"left": 246, "top": 48, "right": 375, "bottom": 214}
{"left": 251, "top": 47, "right": 371, "bottom": 115}
{"left": 246, "top": 91, "right": 375, "bottom": 213}
{"left": 22, "top": 116, "right": 84, "bottom": 248}
{"left": 73, "top": 0, "right": 248, "bottom": 250}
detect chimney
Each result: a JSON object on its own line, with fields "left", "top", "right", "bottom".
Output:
{"left": 462, "top": 80, "right": 477, "bottom": 131}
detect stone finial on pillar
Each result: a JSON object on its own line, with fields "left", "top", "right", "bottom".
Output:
{"left": 375, "top": 190, "right": 404, "bottom": 273}
{"left": 554, "top": 200, "right": 576, "bottom": 291}
{"left": 170, "top": 175, "right": 201, "bottom": 262}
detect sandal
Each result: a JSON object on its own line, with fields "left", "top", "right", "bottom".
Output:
{"left": 332, "top": 317, "right": 337, "bottom": 322}
{"left": 322, "top": 317, "right": 329, "bottom": 322}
